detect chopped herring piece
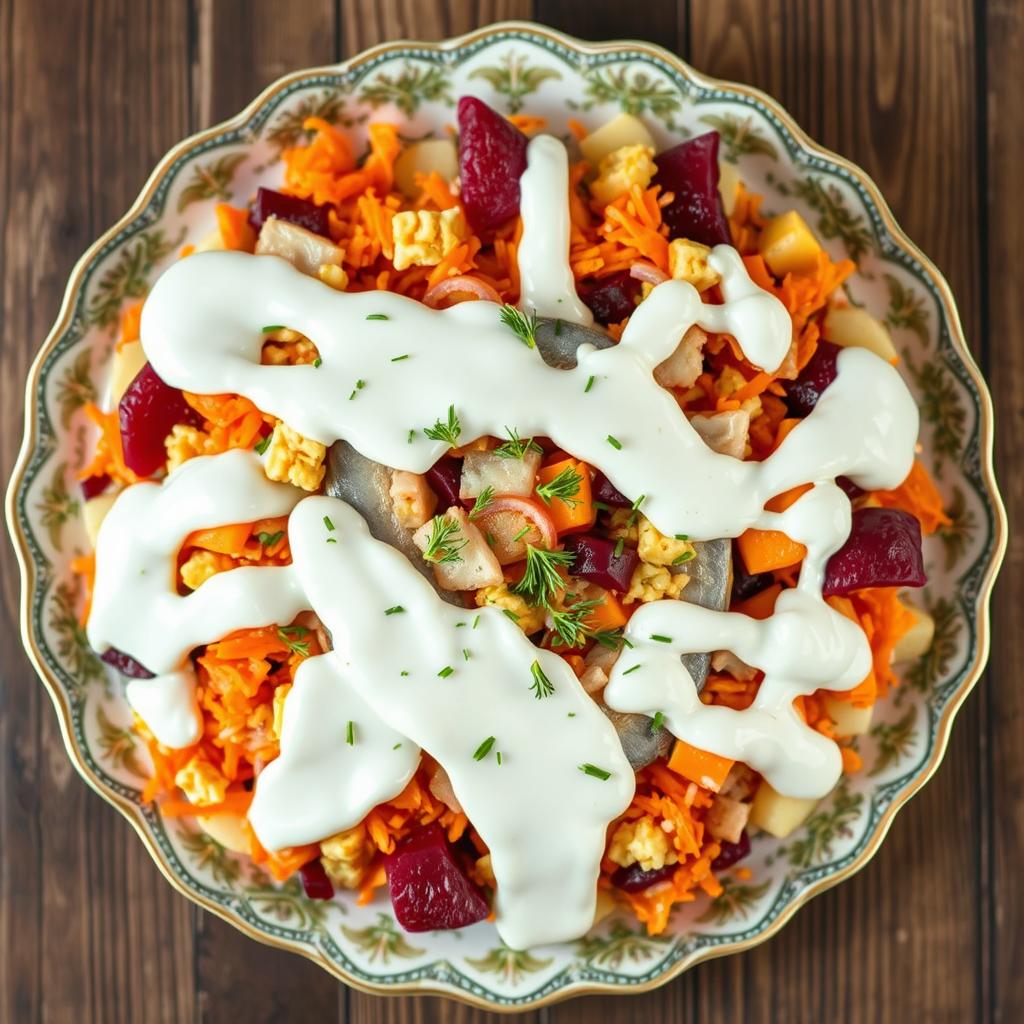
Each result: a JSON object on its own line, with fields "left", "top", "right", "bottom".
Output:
{"left": 578, "top": 664, "right": 609, "bottom": 695}
{"left": 391, "top": 208, "right": 467, "bottom": 270}
{"left": 622, "top": 562, "right": 689, "bottom": 605}
{"left": 427, "top": 764, "right": 464, "bottom": 814}
{"left": 389, "top": 470, "right": 438, "bottom": 529}
{"left": 705, "top": 794, "right": 751, "bottom": 844}
{"left": 654, "top": 324, "right": 708, "bottom": 390}
{"left": 413, "top": 507, "right": 503, "bottom": 591}
{"left": 459, "top": 448, "right": 542, "bottom": 500}
{"left": 710, "top": 649, "right": 759, "bottom": 682}
{"left": 264, "top": 422, "right": 327, "bottom": 492}
{"left": 636, "top": 516, "right": 695, "bottom": 567}
{"left": 588, "top": 144, "right": 656, "bottom": 207}
{"left": 608, "top": 816, "right": 677, "bottom": 871}
{"left": 255, "top": 216, "right": 344, "bottom": 277}
{"left": 475, "top": 582, "right": 547, "bottom": 634}
{"left": 320, "top": 824, "right": 375, "bottom": 889}
{"left": 689, "top": 409, "right": 751, "bottom": 459}
{"left": 667, "top": 238, "right": 721, "bottom": 292}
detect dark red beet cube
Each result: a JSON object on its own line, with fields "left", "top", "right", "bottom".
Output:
{"left": 425, "top": 455, "right": 462, "bottom": 513}
{"left": 563, "top": 533, "right": 639, "bottom": 592}
{"left": 118, "top": 363, "right": 202, "bottom": 477}
{"left": 299, "top": 858, "right": 335, "bottom": 901}
{"left": 100, "top": 647, "right": 155, "bottom": 679}
{"left": 711, "top": 830, "right": 751, "bottom": 871}
{"left": 823, "top": 507, "right": 926, "bottom": 596}
{"left": 611, "top": 861, "right": 677, "bottom": 893}
{"left": 652, "top": 132, "right": 732, "bottom": 247}
{"left": 591, "top": 470, "right": 632, "bottom": 509}
{"left": 81, "top": 473, "right": 111, "bottom": 501}
{"left": 457, "top": 96, "right": 529, "bottom": 233}
{"left": 785, "top": 340, "right": 841, "bottom": 417}
{"left": 385, "top": 825, "right": 489, "bottom": 932}
{"left": 836, "top": 475, "right": 865, "bottom": 500}
{"left": 250, "top": 187, "right": 331, "bottom": 238}
{"left": 577, "top": 270, "right": 643, "bottom": 326}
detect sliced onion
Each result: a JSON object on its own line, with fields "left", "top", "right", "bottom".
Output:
{"left": 473, "top": 495, "right": 558, "bottom": 564}
{"left": 629, "top": 261, "right": 669, "bottom": 286}
{"left": 423, "top": 275, "right": 503, "bottom": 309}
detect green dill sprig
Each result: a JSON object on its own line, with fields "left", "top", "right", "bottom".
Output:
{"left": 511, "top": 545, "right": 574, "bottom": 607}
{"left": 278, "top": 625, "right": 310, "bottom": 658}
{"left": 498, "top": 304, "right": 538, "bottom": 349}
{"left": 422, "top": 515, "right": 466, "bottom": 564}
{"left": 547, "top": 597, "right": 603, "bottom": 648}
{"left": 468, "top": 486, "right": 495, "bottom": 520}
{"left": 257, "top": 530, "right": 284, "bottom": 547}
{"left": 529, "top": 660, "right": 555, "bottom": 699}
{"left": 494, "top": 426, "right": 542, "bottom": 460}
{"left": 536, "top": 465, "right": 583, "bottom": 508}
{"left": 423, "top": 405, "right": 462, "bottom": 447}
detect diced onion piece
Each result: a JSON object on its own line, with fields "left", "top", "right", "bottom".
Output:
{"left": 422, "top": 275, "right": 503, "bottom": 309}
{"left": 473, "top": 496, "right": 558, "bottom": 565}
{"left": 255, "top": 216, "right": 344, "bottom": 277}
{"left": 758, "top": 210, "right": 822, "bottom": 277}
{"left": 690, "top": 409, "right": 750, "bottom": 459}
{"left": 629, "top": 261, "right": 669, "bottom": 286}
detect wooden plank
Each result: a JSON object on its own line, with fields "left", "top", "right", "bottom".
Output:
{"left": 188, "top": 2, "right": 346, "bottom": 1022}
{"left": 534, "top": 0, "right": 683, "bottom": 53}
{"left": 984, "top": 1, "right": 1023, "bottom": 1020}
{"left": 0, "top": 1, "right": 197, "bottom": 1023}
{"left": 687, "top": 3, "right": 984, "bottom": 1022}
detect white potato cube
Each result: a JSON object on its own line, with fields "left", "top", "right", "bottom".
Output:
{"left": 196, "top": 812, "right": 250, "bottom": 854}
{"left": 393, "top": 138, "right": 459, "bottom": 199}
{"left": 580, "top": 113, "right": 656, "bottom": 166}
{"left": 824, "top": 306, "right": 898, "bottom": 363}
{"left": 749, "top": 780, "right": 819, "bottom": 838}
{"left": 823, "top": 695, "right": 874, "bottom": 737}
{"left": 109, "top": 340, "right": 148, "bottom": 403}
{"left": 892, "top": 603, "right": 936, "bottom": 663}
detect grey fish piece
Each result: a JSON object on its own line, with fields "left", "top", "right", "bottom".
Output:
{"left": 323, "top": 314, "right": 732, "bottom": 769}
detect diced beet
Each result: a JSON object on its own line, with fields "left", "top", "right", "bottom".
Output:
{"left": 731, "top": 543, "right": 774, "bottom": 602}
{"left": 823, "top": 507, "right": 926, "bottom": 596}
{"left": 836, "top": 475, "right": 865, "bottom": 500}
{"left": 250, "top": 187, "right": 330, "bottom": 238}
{"left": 425, "top": 455, "right": 462, "bottom": 513}
{"left": 711, "top": 830, "right": 751, "bottom": 871}
{"left": 591, "top": 470, "right": 632, "bottom": 509}
{"left": 299, "top": 858, "right": 335, "bottom": 901}
{"left": 118, "top": 363, "right": 202, "bottom": 477}
{"left": 785, "top": 340, "right": 841, "bottom": 417}
{"left": 386, "top": 825, "right": 489, "bottom": 932}
{"left": 652, "top": 132, "right": 732, "bottom": 247}
{"left": 563, "top": 533, "right": 639, "bottom": 592}
{"left": 611, "top": 862, "right": 677, "bottom": 893}
{"left": 577, "top": 270, "right": 642, "bottom": 326}
{"left": 80, "top": 473, "right": 111, "bottom": 501}
{"left": 457, "top": 96, "right": 529, "bottom": 233}
{"left": 100, "top": 647, "right": 155, "bottom": 679}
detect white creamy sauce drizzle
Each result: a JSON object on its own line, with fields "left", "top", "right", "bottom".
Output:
{"left": 249, "top": 652, "right": 421, "bottom": 850}
{"left": 86, "top": 131, "right": 924, "bottom": 946}
{"left": 516, "top": 134, "right": 594, "bottom": 325}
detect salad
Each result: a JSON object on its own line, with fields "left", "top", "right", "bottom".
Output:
{"left": 75, "top": 95, "right": 947, "bottom": 947}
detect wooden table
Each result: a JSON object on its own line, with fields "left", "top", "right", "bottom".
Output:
{"left": 1, "top": 2, "right": 1019, "bottom": 1021}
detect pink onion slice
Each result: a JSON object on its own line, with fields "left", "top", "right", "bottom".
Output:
{"left": 422, "top": 275, "right": 503, "bottom": 308}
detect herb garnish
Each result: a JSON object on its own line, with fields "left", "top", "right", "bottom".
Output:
{"left": 313, "top": 357, "right": 322, "bottom": 368}
{"left": 494, "top": 426, "right": 542, "bottom": 460}
{"left": 585, "top": 375, "right": 595, "bottom": 393}
{"left": 650, "top": 634, "right": 673, "bottom": 644}
{"left": 672, "top": 550, "right": 695, "bottom": 565}
{"left": 384, "top": 605, "right": 405, "bottom": 616}
{"left": 346, "top": 721, "right": 355, "bottom": 745}
{"left": 438, "top": 666, "right": 454, "bottom": 678}
{"left": 422, "top": 515, "right": 466, "bottom": 564}
{"left": 529, "top": 660, "right": 555, "bottom": 699}
{"left": 349, "top": 379, "right": 366, "bottom": 400}
{"left": 536, "top": 465, "right": 583, "bottom": 508}
{"left": 474, "top": 736, "right": 497, "bottom": 761}
{"left": 365, "top": 313, "right": 389, "bottom": 321}
{"left": 468, "top": 486, "right": 495, "bottom": 520}
{"left": 547, "top": 597, "right": 603, "bottom": 648}
{"left": 391, "top": 354, "right": 410, "bottom": 362}
{"left": 623, "top": 664, "right": 642, "bottom": 675}
{"left": 254, "top": 433, "right": 273, "bottom": 455}
{"left": 323, "top": 515, "right": 335, "bottom": 531}
{"left": 278, "top": 625, "right": 310, "bottom": 658}
{"left": 606, "top": 434, "right": 623, "bottom": 450}
{"left": 257, "top": 530, "right": 284, "bottom": 547}
{"left": 498, "top": 304, "right": 538, "bottom": 349}
{"left": 579, "top": 763, "right": 612, "bottom": 780}
{"left": 261, "top": 324, "right": 284, "bottom": 333}
{"left": 511, "top": 546, "right": 574, "bottom": 607}
{"left": 423, "top": 404, "right": 461, "bottom": 447}
{"left": 651, "top": 711, "right": 666, "bottom": 732}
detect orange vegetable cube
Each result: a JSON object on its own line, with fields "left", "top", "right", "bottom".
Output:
{"left": 535, "top": 457, "right": 595, "bottom": 534}
{"left": 668, "top": 739, "right": 734, "bottom": 792}
{"left": 185, "top": 521, "right": 254, "bottom": 556}
{"left": 733, "top": 582, "right": 782, "bottom": 620}
{"left": 582, "top": 587, "right": 628, "bottom": 632}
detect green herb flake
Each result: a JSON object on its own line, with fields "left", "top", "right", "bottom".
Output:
{"left": 672, "top": 551, "right": 696, "bottom": 565}
{"left": 365, "top": 313, "right": 389, "bottom": 321}
{"left": 313, "top": 357, "right": 322, "bottom": 368}
{"left": 503, "top": 608, "right": 521, "bottom": 623}
{"left": 579, "top": 762, "right": 612, "bottom": 781}
{"left": 384, "top": 605, "right": 405, "bottom": 616}
{"left": 346, "top": 720, "right": 355, "bottom": 745}
{"left": 512, "top": 545, "right": 574, "bottom": 607}
{"left": 323, "top": 515, "right": 335, "bottom": 532}
{"left": 423, "top": 404, "right": 462, "bottom": 447}
{"left": 585, "top": 375, "right": 596, "bottom": 393}
{"left": 613, "top": 536, "right": 626, "bottom": 559}
{"left": 474, "top": 735, "right": 497, "bottom": 761}
{"left": 462, "top": 648, "right": 471, "bottom": 661}
{"left": 261, "top": 324, "right": 284, "bottom": 333}
{"left": 498, "top": 304, "right": 538, "bottom": 349}
{"left": 277, "top": 626, "right": 310, "bottom": 658}
{"left": 438, "top": 665, "right": 454, "bottom": 679}
{"left": 472, "top": 615, "right": 481, "bottom": 629}
{"left": 254, "top": 433, "right": 273, "bottom": 456}
{"left": 606, "top": 434, "right": 623, "bottom": 450}
{"left": 422, "top": 515, "right": 466, "bottom": 564}
{"left": 257, "top": 530, "right": 284, "bottom": 547}
{"left": 511, "top": 525, "right": 532, "bottom": 543}
{"left": 529, "top": 660, "right": 555, "bottom": 700}
{"left": 623, "top": 664, "right": 642, "bottom": 675}
{"left": 650, "top": 633, "right": 673, "bottom": 644}
{"left": 391, "top": 354, "right": 410, "bottom": 362}
{"left": 651, "top": 711, "right": 666, "bottom": 732}
{"left": 393, "top": 742, "right": 403, "bottom": 750}
{"left": 494, "top": 426, "right": 542, "bottom": 460}
{"left": 536, "top": 465, "right": 583, "bottom": 509}
{"left": 469, "top": 486, "right": 495, "bottom": 520}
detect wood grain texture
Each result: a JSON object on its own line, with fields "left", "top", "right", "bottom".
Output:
{"left": 0, "top": 1, "right": 1018, "bottom": 1021}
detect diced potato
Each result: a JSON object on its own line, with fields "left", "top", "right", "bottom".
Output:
{"left": 393, "top": 138, "right": 459, "bottom": 199}
{"left": 824, "top": 306, "right": 898, "bottom": 362}
{"left": 459, "top": 449, "right": 541, "bottom": 500}
{"left": 654, "top": 324, "right": 708, "bottom": 390}
{"left": 82, "top": 492, "right": 118, "bottom": 547}
{"left": 110, "top": 340, "right": 148, "bottom": 403}
{"left": 256, "top": 216, "right": 343, "bottom": 277}
{"left": 589, "top": 144, "right": 656, "bottom": 206}
{"left": 706, "top": 793, "right": 751, "bottom": 844}
{"left": 823, "top": 695, "right": 874, "bottom": 737}
{"left": 579, "top": 113, "right": 656, "bottom": 166}
{"left": 193, "top": 227, "right": 226, "bottom": 254}
{"left": 759, "top": 210, "right": 822, "bottom": 277}
{"left": 593, "top": 888, "right": 618, "bottom": 926}
{"left": 196, "top": 811, "right": 250, "bottom": 854}
{"left": 718, "top": 160, "right": 742, "bottom": 218}
{"left": 413, "top": 506, "right": 503, "bottom": 591}
{"left": 749, "top": 780, "right": 819, "bottom": 838}
{"left": 667, "top": 239, "right": 721, "bottom": 292}
{"left": 892, "top": 603, "right": 936, "bottom": 663}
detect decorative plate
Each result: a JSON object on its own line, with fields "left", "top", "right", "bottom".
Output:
{"left": 5, "top": 21, "right": 1006, "bottom": 1010}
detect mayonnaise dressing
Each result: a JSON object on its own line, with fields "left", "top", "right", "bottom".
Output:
{"left": 125, "top": 666, "right": 202, "bottom": 748}
{"left": 516, "top": 134, "right": 594, "bottom": 325}
{"left": 86, "top": 130, "right": 924, "bottom": 947}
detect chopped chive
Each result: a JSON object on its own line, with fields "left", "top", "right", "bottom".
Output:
{"left": 579, "top": 763, "right": 612, "bottom": 781}
{"left": 674, "top": 533, "right": 689, "bottom": 541}
{"left": 672, "top": 551, "right": 695, "bottom": 565}
{"left": 473, "top": 736, "right": 497, "bottom": 761}
{"left": 567, "top": 712, "right": 577, "bottom": 718}
{"left": 365, "top": 313, "right": 389, "bottom": 321}
{"left": 463, "top": 648, "right": 471, "bottom": 661}
{"left": 346, "top": 721, "right": 355, "bottom": 745}
{"left": 554, "top": 319, "right": 563, "bottom": 336}
{"left": 631, "top": 494, "right": 646, "bottom": 512}
{"left": 385, "top": 605, "right": 405, "bottom": 615}
{"left": 313, "top": 357, "right": 322, "bottom": 368}
{"left": 592, "top": 501, "right": 610, "bottom": 512}
{"left": 486, "top": 531, "right": 497, "bottom": 547}
{"left": 407, "top": 428, "right": 415, "bottom": 444}
{"left": 585, "top": 375, "right": 595, "bottom": 393}
{"left": 438, "top": 666, "right": 454, "bottom": 678}
{"left": 606, "top": 434, "right": 623, "bottom": 450}
{"left": 511, "top": 525, "right": 532, "bottom": 543}
{"left": 393, "top": 742, "right": 403, "bottom": 750}
{"left": 472, "top": 614, "right": 481, "bottom": 629}
{"left": 503, "top": 608, "right": 520, "bottom": 623}
{"left": 613, "top": 536, "right": 626, "bottom": 559}
{"left": 323, "top": 515, "right": 335, "bottom": 531}
{"left": 261, "top": 324, "right": 284, "bottom": 333}
{"left": 257, "top": 530, "right": 284, "bottom": 546}
{"left": 326, "top": 537, "right": 338, "bottom": 544}
{"left": 650, "top": 634, "right": 673, "bottom": 644}
{"left": 254, "top": 433, "right": 272, "bottom": 455}
{"left": 455, "top": 622, "right": 467, "bottom": 628}
{"left": 349, "top": 379, "right": 366, "bottom": 400}
{"left": 623, "top": 664, "right": 641, "bottom": 675}
{"left": 496, "top": 751, "right": 503, "bottom": 765}
{"left": 651, "top": 711, "right": 666, "bottom": 732}
{"left": 391, "top": 354, "right": 410, "bottom": 362}
{"left": 400, "top": 670, "right": 410, "bottom": 677}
